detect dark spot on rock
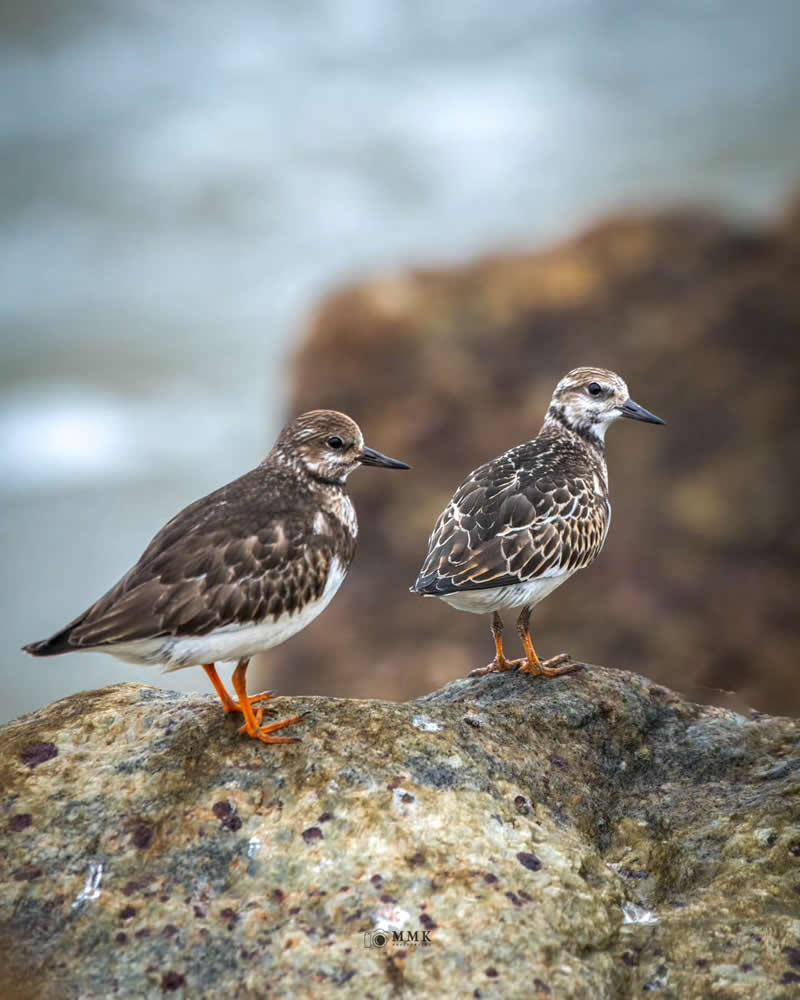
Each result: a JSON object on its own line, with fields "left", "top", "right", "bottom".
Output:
{"left": 380, "top": 894, "right": 397, "bottom": 904}
{"left": 193, "top": 906, "right": 206, "bottom": 919}
{"left": 533, "top": 980, "right": 551, "bottom": 995}
{"left": 123, "top": 879, "right": 150, "bottom": 896}
{"left": 115, "top": 932, "right": 128, "bottom": 945}
{"left": 622, "top": 952, "right": 639, "bottom": 967}
{"left": 463, "top": 713, "right": 482, "bottom": 729}
{"left": 406, "top": 851, "right": 425, "bottom": 867}
{"left": 514, "top": 795, "right": 530, "bottom": 815}
{"left": 21, "top": 742, "right": 58, "bottom": 768}
{"left": 548, "top": 754, "right": 569, "bottom": 769}
{"left": 784, "top": 947, "right": 800, "bottom": 969}
{"left": 400, "top": 792, "right": 415, "bottom": 803}
{"left": 162, "top": 925, "right": 179, "bottom": 938}
{"left": 618, "top": 868, "right": 649, "bottom": 879}
{"left": 781, "top": 972, "right": 800, "bottom": 985}
{"left": 516, "top": 852, "right": 542, "bottom": 872}
{"left": 371, "top": 874, "right": 383, "bottom": 887}
{"left": 220, "top": 907, "right": 238, "bottom": 922}
{"left": 387, "top": 777, "right": 404, "bottom": 789}
{"left": 119, "top": 906, "right": 137, "bottom": 920}
{"left": 696, "top": 959, "right": 708, "bottom": 968}
{"left": 420, "top": 912, "right": 437, "bottom": 931}
{"left": 742, "top": 964, "right": 753, "bottom": 972}
{"left": 13, "top": 865, "right": 42, "bottom": 881}
{"left": 789, "top": 843, "right": 800, "bottom": 856}
{"left": 484, "top": 872, "right": 498, "bottom": 884}
{"left": 506, "top": 891, "right": 522, "bottom": 907}
{"left": 131, "top": 824, "right": 154, "bottom": 849}
{"left": 8, "top": 813, "right": 32, "bottom": 832}
{"left": 485, "top": 968, "right": 499, "bottom": 978}
{"left": 135, "top": 928, "right": 151, "bottom": 938}
{"left": 793, "top": 885, "right": 800, "bottom": 895}
{"left": 162, "top": 972, "right": 185, "bottom": 992}
{"left": 318, "top": 812, "right": 334, "bottom": 823}
{"left": 272, "top": 889, "right": 285, "bottom": 903}
{"left": 212, "top": 801, "right": 242, "bottom": 832}
{"left": 302, "top": 826, "right": 323, "bottom": 843}
{"left": 518, "top": 890, "right": 532, "bottom": 902}
{"left": 289, "top": 906, "right": 301, "bottom": 915}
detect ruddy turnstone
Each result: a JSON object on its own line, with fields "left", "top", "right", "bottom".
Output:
{"left": 410, "top": 367, "right": 663, "bottom": 678}
{"left": 24, "top": 410, "right": 409, "bottom": 744}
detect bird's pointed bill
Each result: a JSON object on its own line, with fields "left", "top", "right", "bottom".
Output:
{"left": 619, "top": 399, "right": 665, "bottom": 424}
{"left": 359, "top": 446, "right": 410, "bottom": 469}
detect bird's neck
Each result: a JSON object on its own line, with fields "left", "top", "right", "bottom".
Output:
{"left": 541, "top": 405, "right": 607, "bottom": 454}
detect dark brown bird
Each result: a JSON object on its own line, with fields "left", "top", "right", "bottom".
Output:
{"left": 24, "top": 410, "right": 409, "bottom": 744}
{"left": 411, "top": 367, "right": 663, "bottom": 677}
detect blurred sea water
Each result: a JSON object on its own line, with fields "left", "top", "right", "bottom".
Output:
{"left": 2, "top": 0, "right": 799, "bottom": 721}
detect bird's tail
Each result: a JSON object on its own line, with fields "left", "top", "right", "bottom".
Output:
{"left": 23, "top": 626, "right": 78, "bottom": 657}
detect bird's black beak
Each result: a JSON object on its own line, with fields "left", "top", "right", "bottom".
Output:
{"left": 359, "top": 445, "right": 411, "bottom": 469}
{"left": 619, "top": 398, "right": 665, "bottom": 425}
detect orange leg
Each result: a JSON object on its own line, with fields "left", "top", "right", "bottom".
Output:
{"left": 202, "top": 663, "right": 276, "bottom": 714}
{"left": 516, "top": 607, "right": 581, "bottom": 677}
{"left": 468, "top": 612, "right": 525, "bottom": 677}
{"left": 231, "top": 658, "right": 306, "bottom": 745}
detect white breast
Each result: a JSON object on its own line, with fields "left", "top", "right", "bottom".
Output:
{"left": 103, "top": 557, "right": 348, "bottom": 670}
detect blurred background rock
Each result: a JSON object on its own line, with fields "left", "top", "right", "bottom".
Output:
{"left": 2, "top": 1, "right": 799, "bottom": 722}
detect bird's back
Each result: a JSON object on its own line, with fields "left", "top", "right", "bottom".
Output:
{"left": 25, "top": 464, "right": 356, "bottom": 655}
{"left": 412, "top": 431, "right": 610, "bottom": 597}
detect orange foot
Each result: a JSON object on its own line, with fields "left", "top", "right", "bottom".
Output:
{"left": 468, "top": 655, "right": 525, "bottom": 677}
{"left": 203, "top": 663, "right": 278, "bottom": 714}
{"left": 518, "top": 653, "right": 583, "bottom": 677}
{"left": 232, "top": 658, "right": 307, "bottom": 745}
{"left": 238, "top": 707, "right": 308, "bottom": 745}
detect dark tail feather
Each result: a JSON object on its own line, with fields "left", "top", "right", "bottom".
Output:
{"left": 23, "top": 627, "right": 77, "bottom": 657}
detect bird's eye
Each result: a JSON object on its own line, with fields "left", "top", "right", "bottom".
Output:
{"left": 327, "top": 436, "right": 345, "bottom": 450}
{"left": 587, "top": 382, "right": 603, "bottom": 397}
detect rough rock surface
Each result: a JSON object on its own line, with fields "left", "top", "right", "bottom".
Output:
{"left": 273, "top": 203, "right": 800, "bottom": 714}
{"left": 2, "top": 666, "right": 799, "bottom": 999}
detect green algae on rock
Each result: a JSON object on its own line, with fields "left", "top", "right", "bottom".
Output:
{"left": 1, "top": 666, "right": 799, "bottom": 998}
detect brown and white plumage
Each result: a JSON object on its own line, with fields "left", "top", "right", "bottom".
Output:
{"left": 411, "top": 367, "right": 663, "bottom": 677}
{"left": 24, "top": 410, "right": 409, "bottom": 743}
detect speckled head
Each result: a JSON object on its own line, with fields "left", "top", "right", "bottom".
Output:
{"left": 270, "top": 409, "right": 410, "bottom": 483}
{"left": 546, "top": 367, "right": 664, "bottom": 443}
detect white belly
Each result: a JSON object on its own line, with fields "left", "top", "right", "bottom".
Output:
{"left": 437, "top": 571, "right": 576, "bottom": 615}
{"left": 100, "top": 557, "right": 347, "bottom": 670}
